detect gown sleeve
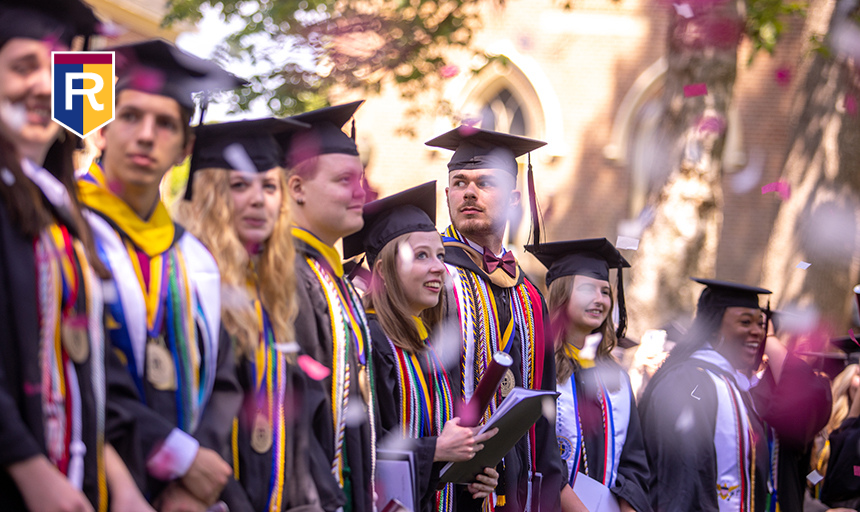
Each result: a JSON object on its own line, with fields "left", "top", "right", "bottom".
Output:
{"left": 752, "top": 354, "right": 831, "bottom": 448}
{"left": 639, "top": 364, "right": 720, "bottom": 512}
{"left": 0, "top": 219, "right": 44, "bottom": 469}
{"left": 105, "top": 339, "right": 175, "bottom": 488}
{"left": 610, "top": 373, "right": 653, "bottom": 512}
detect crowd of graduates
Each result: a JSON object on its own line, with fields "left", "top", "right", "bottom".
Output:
{"left": 1, "top": 0, "right": 859, "bottom": 511}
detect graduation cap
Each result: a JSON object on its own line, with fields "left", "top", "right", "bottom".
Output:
{"left": 691, "top": 278, "right": 772, "bottom": 311}
{"left": 524, "top": 238, "right": 630, "bottom": 338}
{"left": 342, "top": 181, "right": 436, "bottom": 268}
{"left": 185, "top": 117, "right": 310, "bottom": 200}
{"left": 282, "top": 100, "right": 364, "bottom": 168}
{"left": 425, "top": 126, "right": 547, "bottom": 244}
{"left": 111, "top": 39, "right": 245, "bottom": 113}
{"left": 0, "top": 0, "right": 100, "bottom": 48}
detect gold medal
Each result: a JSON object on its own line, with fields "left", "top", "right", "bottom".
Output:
{"left": 146, "top": 337, "right": 176, "bottom": 391}
{"left": 500, "top": 369, "right": 515, "bottom": 397}
{"left": 358, "top": 365, "right": 371, "bottom": 404}
{"left": 251, "top": 414, "right": 273, "bottom": 453}
{"left": 61, "top": 317, "right": 89, "bottom": 364}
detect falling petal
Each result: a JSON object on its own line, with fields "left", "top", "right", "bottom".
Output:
{"left": 297, "top": 354, "right": 331, "bottom": 381}
{"left": 683, "top": 83, "right": 708, "bottom": 98}
{"left": 675, "top": 406, "right": 695, "bottom": 432}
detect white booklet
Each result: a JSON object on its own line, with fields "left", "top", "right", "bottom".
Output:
{"left": 376, "top": 449, "right": 418, "bottom": 511}
{"left": 572, "top": 472, "right": 621, "bottom": 512}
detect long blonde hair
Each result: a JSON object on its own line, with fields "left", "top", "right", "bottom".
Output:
{"left": 175, "top": 168, "right": 297, "bottom": 358}
{"left": 362, "top": 232, "right": 443, "bottom": 354}
{"left": 547, "top": 274, "right": 618, "bottom": 384}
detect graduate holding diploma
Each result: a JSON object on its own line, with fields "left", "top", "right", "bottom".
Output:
{"left": 343, "top": 182, "right": 499, "bottom": 512}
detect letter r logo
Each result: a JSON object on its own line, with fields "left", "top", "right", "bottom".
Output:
{"left": 52, "top": 51, "right": 114, "bottom": 138}
{"left": 64, "top": 72, "right": 104, "bottom": 111}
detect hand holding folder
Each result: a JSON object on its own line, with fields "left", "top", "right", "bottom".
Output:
{"left": 439, "top": 387, "right": 558, "bottom": 484}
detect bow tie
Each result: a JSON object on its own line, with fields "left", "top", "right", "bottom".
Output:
{"left": 483, "top": 248, "right": 517, "bottom": 277}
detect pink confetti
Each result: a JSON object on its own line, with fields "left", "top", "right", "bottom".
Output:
{"left": 849, "top": 329, "right": 860, "bottom": 349}
{"left": 697, "top": 115, "right": 726, "bottom": 134}
{"left": 440, "top": 65, "right": 459, "bottom": 78}
{"left": 458, "top": 124, "right": 479, "bottom": 136}
{"left": 298, "top": 354, "right": 330, "bottom": 381}
{"left": 684, "top": 83, "right": 708, "bottom": 97}
{"left": 761, "top": 181, "right": 791, "bottom": 200}
{"left": 846, "top": 95, "right": 857, "bottom": 116}
{"left": 775, "top": 66, "right": 792, "bottom": 86}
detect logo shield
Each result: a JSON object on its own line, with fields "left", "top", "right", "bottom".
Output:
{"left": 52, "top": 51, "right": 115, "bottom": 138}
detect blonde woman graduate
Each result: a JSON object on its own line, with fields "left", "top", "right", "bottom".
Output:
{"left": 177, "top": 117, "right": 344, "bottom": 512}
{"left": 342, "top": 182, "right": 499, "bottom": 512}
{"left": 525, "top": 239, "right": 651, "bottom": 512}
{"left": 0, "top": 0, "right": 152, "bottom": 509}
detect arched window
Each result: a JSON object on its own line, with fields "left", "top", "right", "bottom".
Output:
{"left": 479, "top": 87, "right": 528, "bottom": 136}
{"left": 605, "top": 58, "right": 746, "bottom": 217}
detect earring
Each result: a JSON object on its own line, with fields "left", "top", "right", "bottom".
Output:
{"left": 296, "top": 197, "right": 305, "bottom": 206}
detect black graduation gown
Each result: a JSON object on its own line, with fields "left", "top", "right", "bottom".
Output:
{"left": 0, "top": 188, "right": 105, "bottom": 509}
{"left": 220, "top": 349, "right": 344, "bottom": 512}
{"left": 639, "top": 356, "right": 769, "bottom": 512}
{"left": 749, "top": 354, "right": 832, "bottom": 512}
{"left": 567, "top": 363, "right": 652, "bottom": 512}
{"left": 98, "top": 222, "right": 242, "bottom": 499}
{"left": 293, "top": 237, "right": 374, "bottom": 512}
{"left": 369, "top": 315, "right": 445, "bottom": 512}
{"left": 819, "top": 416, "right": 860, "bottom": 509}
{"left": 441, "top": 242, "right": 563, "bottom": 512}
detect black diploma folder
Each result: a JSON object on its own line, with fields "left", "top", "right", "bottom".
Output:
{"left": 439, "top": 387, "right": 558, "bottom": 484}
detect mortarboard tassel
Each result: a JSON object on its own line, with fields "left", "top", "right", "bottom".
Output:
{"left": 616, "top": 267, "right": 627, "bottom": 339}
{"left": 198, "top": 92, "right": 210, "bottom": 126}
{"left": 527, "top": 153, "right": 541, "bottom": 247}
{"left": 350, "top": 118, "right": 356, "bottom": 141}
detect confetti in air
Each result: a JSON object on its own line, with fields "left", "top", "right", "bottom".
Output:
{"left": 616, "top": 236, "right": 640, "bottom": 251}
{"left": 675, "top": 406, "right": 695, "bottom": 432}
{"left": 796, "top": 261, "right": 811, "bottom": 270}
{"left": 673, "top": 3, "right": 695, "bottom": 18}
{"left": 579, "top": 333, "right": 602, "bottom": 361}
{"left": 761, "top": 181, "right": 791, "bottom": 200}
{"left": 397, "top": 241, "right": 415, "bottom": 274}
{"left": 440, "top": 65, "right": 460, "bottom": 78}
{"left": 730, "top": 149, "right": 765, "bottom": 194}
{"left": 297, "top": 354, "right": 331, "bottom": 381}
{"left": 807, "top": 470, "right": 824, "bottom": 485}
{"left": 775, "top": 66, "right": 792, "bottom": 86}
{"left": 683, "top": 83, "right": 708, "bottom": 97}
{"left": 0, "top": 101, "right": 27, "bottom": 132}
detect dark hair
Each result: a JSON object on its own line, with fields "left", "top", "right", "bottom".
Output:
{"left": 0, "top": 131, "right": 109, "bottom": 278}
{"left": 362, "top": 233, "right": 443, "bottom": 354}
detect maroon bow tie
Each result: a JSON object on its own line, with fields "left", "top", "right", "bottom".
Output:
{"left": 483, "top": 248, "right": 517, "bottom": 277}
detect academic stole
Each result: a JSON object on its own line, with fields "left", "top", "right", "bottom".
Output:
{"left": 561, "top": 348, "right": 617, "bottom": 487}
{"left": 36, "top": 224, "right": 107, "bottom": 511}
{"left": 387, "top": 335, "right": 454, "bottom": 512}
{"left": 249, "top": 295, "right": 289, "bottom": 512}
{"left": 713, "top": 373, "right": 755, "bottom": 512}
{"left": 446, "top": 231, "right": 544, "bottom": 509}
{"left": 305, "top": 256, "right": 376, "bottom": 501}
{"left": 127, "top": 242, "right": 202, "bottom": 432}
